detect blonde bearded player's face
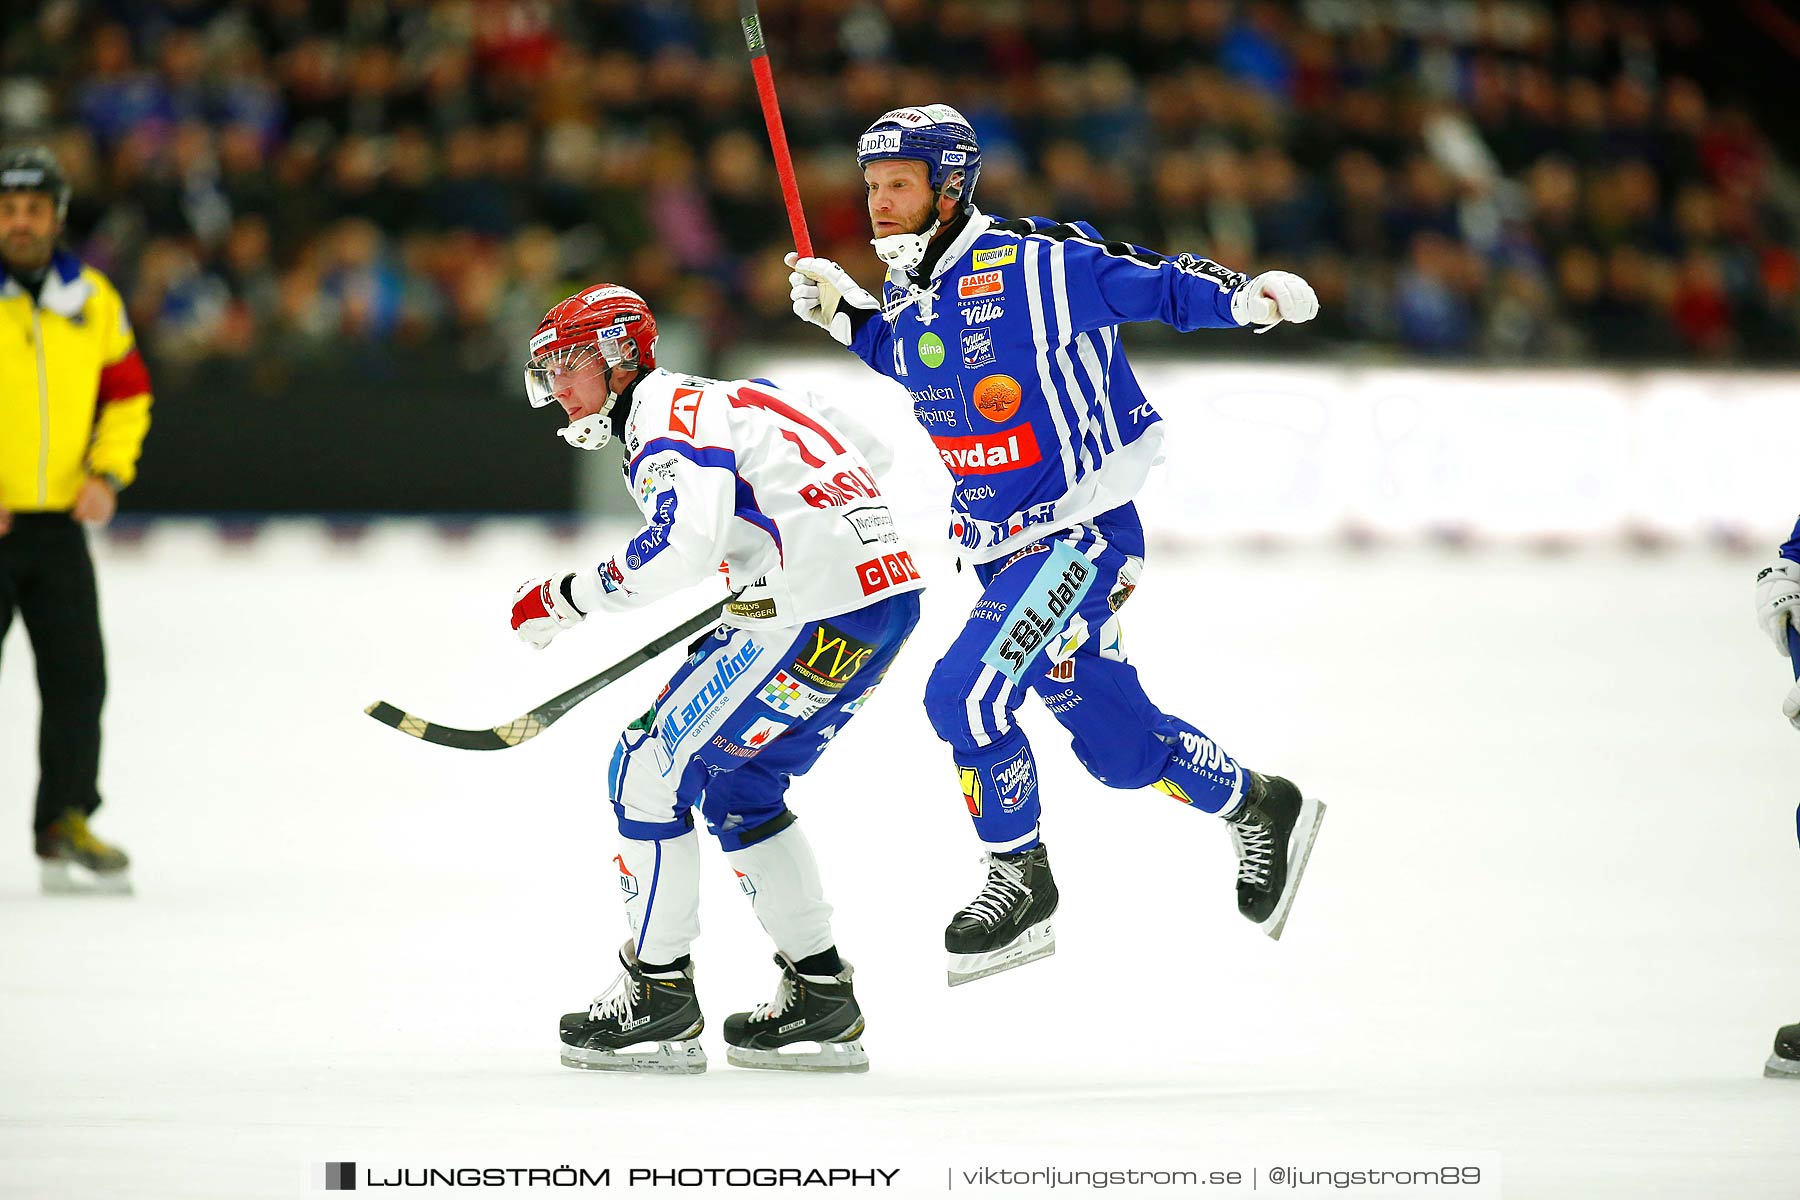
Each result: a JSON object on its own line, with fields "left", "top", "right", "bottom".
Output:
{"left": 864, "top": 159, "right": 936, "bottom": 239}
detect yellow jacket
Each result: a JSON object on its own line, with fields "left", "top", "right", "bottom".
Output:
{"left": 0, "top": 250, "right": 152, "bottom": 512}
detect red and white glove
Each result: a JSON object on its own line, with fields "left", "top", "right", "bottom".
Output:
{"left": 511, "top": 574, "right": 585, "bottom": 649}
{"left": 1230, "top": 270, "right": 1319, "bottom": 332}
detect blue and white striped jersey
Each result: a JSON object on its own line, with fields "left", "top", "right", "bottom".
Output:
{"left": 846, "top": 208, "right": 1249, "bottom": 563}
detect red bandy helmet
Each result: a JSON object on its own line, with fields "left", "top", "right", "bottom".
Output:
{"left": 523, "top": 284, "right": 659, "bottom": 450}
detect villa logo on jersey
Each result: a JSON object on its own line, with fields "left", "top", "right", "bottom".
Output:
{"left": 972, "top": 374, "right": 1022, "bottom": 422}
{"left": 658, "top": 641, "right": 766, "bottom": 757}
{"left": 614, "top": 854, "right": 639, "bottom": 899}
{"left": 668, "top": 386, "right": 704, "bottom": 437}
{"left": 961, "top": 327, "right": 995, "bottom": 369}
{"left": 931, "top": 424, "right": 1042, "bottom": 476}
{"left": 855, "top": 551, "right": 920, "bottom": 596}
{"left": 971, "top": 245, "right": 1017, "bottom": 270}
{"left": 957, "top": 270, "right": 1004, "bottom": 299}
{"left": 959, "top": 766, "right": 982, "bottom": 817}
{"left": 791, "top": 623, "right": 876, "bottom": 691}
{"left": 960, "top": 299, "right": 1004, "bottom": 324}
{"left": 994, "top": 747, "right": 1036, "bottom": 813}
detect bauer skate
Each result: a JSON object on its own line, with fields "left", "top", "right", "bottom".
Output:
{"left": 723, "top": 952, "right": 868, "bottom": 1073}
{"left": 944, "top": 843, "right": 1058, "bottom": 986}
{"left": 558, "top": 942, "right": 707, "bottom": 1074}
{"left": 1228, "top": 773, "right": 1323, "bottom": 940}
{"left": 35, "top": 810, "right": 132, "bottom": 896}
{"left": 1766, "top": 1023, "right": 1800, "bottom": 1079}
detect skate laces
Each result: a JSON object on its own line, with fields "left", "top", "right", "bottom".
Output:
{"left": 958, "top": 853, "right": 1029, "bottom": 926}
{"left": 748, "top": 971, "right": 798, "bottom": 1023}
{"left": 1230, "top": 817, "right": 1275, "bottom": 887}
{"left": 586, "top": 968, "right": 640, "bottom": 1025}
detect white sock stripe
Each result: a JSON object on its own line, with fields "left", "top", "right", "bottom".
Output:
{"left": 983, "top": 827, "right": 1042, "bottom": 854}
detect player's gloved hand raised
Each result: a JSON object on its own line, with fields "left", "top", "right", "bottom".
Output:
{"left": 511, "top": 574, "right": 585, "bottom": 649}
{"left": 1754, "top": 559, "right": 1800, "bottom": 655}
{"left": 786, "top": 253, "right": 879, "bottom": 347}
{"left": 1230, "top": 271, "right": 1319, "bottom": 331}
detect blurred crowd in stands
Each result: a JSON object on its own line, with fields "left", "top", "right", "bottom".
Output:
{"left": 5, "top": 0, "right": 1799, "bottom": 371}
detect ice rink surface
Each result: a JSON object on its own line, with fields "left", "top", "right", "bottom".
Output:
{"left": 2, "top": 518, "right": 1797, "bottom": 1199}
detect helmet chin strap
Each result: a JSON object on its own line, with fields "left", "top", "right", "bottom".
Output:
{"left": 556, "top": 363, "right": 632, "bottom": 450}
{"left": 871, "top": 203, "right": 947, "bottom": 274}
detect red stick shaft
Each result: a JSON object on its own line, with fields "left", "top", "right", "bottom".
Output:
{"left": 740, "top": 5, "right": 813, "bottom": 258}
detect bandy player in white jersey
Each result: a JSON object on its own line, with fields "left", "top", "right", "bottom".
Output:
{"left": 507, "top": 285, "right": 924, "bottom": 1073}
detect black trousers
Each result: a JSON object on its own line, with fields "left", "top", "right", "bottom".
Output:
{"left": 0, "top": 513, "right": 107, "bottom": 835}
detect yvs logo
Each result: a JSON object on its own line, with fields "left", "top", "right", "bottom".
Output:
{"left": 790, "top": 623, "right": 877, "bottom": 691}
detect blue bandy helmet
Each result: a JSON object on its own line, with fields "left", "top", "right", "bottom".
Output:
{"left": 856, "top": 103, "right": 982, "bottom": 206}
{"left": 857, "top": 104, "right": 981, "bottom": 272}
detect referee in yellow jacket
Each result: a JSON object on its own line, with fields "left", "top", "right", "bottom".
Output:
{"left": 1, "top": 146, "right": 149, "bottom": 894}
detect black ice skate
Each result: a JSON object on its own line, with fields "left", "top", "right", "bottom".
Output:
{"left": 1766, "top": 1022, "right": 1800, "bottom": 1079}
{"left": 558, "top": 942, "right": 706, "bottom": 1074}
{"left": 1227, "top": 773, "right": 1324, "bottom": 940}
{"left": 35, "top": 810, "right": 132, "bottom": 896}
{"left": 723, "top": 952, "right": 868, "bottom": 1073}
{"left": 944, "top": 843, "right": 1058, "bottom": 986}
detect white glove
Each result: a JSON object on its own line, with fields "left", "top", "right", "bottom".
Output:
{"left": 510, "top": 573, "right": 585, "bottom": 649}
{"left": 1784, "top": 681, "right": 1800, "bottom": 731}
{"left": 1754, "top": 559, "right": 1800, "bottom": 655}
{"left": 786, "top": 253, "right": 879, "bottom": 347}
{"left": 1230, "top": 270, "right": 1319, "bottom": 331}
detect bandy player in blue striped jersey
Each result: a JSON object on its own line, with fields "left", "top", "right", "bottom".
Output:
{"left": 1753, "top": 515, "right": 1800, "bottom": 1078}
{"left": 786, "top": 104, "right": 1326, "bottom": 984}
{"left": 509, "top": 285, "right": 923, "bottom": 1071}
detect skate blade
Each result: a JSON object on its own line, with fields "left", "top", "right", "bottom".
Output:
{"left": 725, "top": 1038, "right": 869, "bottom": 1074}
{"left": 39, "top": 860, "right": 133, "bottom": 897}
{"left": 559, "top": 1040, "right": 707, "bottom": 1075}
{"left": 1765, "top": 1055, "right": 1800, "bottom": 1079}
{"left": 946, "top": 919, "right": 1055, "bottom": 987}
{"left": 1259, "top": 797, "right": 1324, "bottom": 941}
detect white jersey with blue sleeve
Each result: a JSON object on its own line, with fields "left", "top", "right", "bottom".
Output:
{"left": 566, "top": 368, "right": 923, "bottom": 628}
{"left": 845, "top": 208, "right": 1250, "bottom": 563}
